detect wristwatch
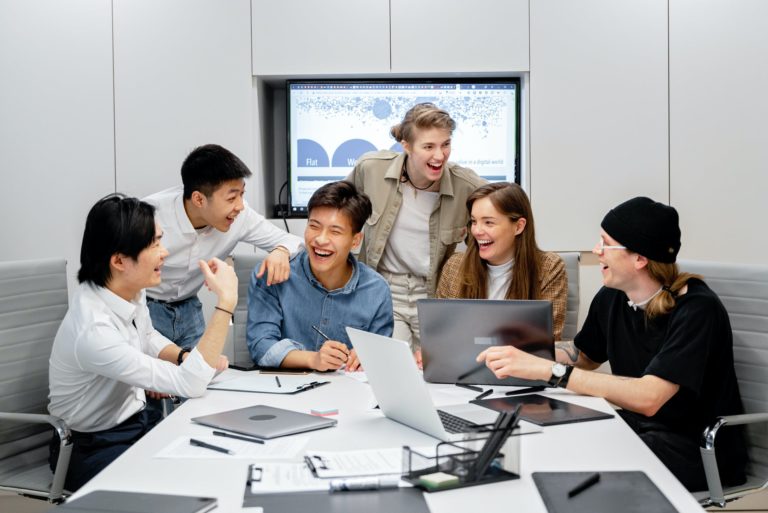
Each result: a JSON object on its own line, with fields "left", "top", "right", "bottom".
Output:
{"left": 177, "top": 348, "right": 190, "bottom": 365}
{"left": 548, "top": 362, "right": 573, "bottom": 388}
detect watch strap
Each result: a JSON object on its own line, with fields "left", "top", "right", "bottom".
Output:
{"left": 177, "top": 348, "right": 190, "bottom": 365}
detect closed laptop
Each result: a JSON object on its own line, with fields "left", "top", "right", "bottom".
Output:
{"left": 191, "top": 404, "right": 336, "bottom": 439}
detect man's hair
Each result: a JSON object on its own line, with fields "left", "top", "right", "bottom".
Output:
{"left": 307, "top": 181, "right": 372, "bottom": 233}
{"left": 78, "top": 193, "right": 157, "bottom": 287}
{"left": 181, "top": 144, "right": 252, "bottom": 199}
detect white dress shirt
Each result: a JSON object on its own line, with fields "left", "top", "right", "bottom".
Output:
{"left": 143, "top": 186, "right": 303, "bottom": 301}
{"left": 48, "top": 283, "right": 215, "bottom": 432}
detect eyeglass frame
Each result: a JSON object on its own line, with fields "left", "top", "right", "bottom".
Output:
{"left": 595, "top": 239, "right": 627, "bottom": 255}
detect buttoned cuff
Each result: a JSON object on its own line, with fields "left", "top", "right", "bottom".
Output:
{"left": 259, "top": 338, "right": 304, "bottom": 367}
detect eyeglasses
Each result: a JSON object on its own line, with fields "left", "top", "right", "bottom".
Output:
{"left": 596, "top": 239, "right": 627, "bottom": 255}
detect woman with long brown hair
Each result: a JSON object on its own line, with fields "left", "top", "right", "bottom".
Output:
{"left": 437, "top": 182, "right": 567, "bottom": 340}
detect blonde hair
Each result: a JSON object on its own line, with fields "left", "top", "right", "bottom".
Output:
{"left": 390, "top": 103, "right": 456, "bottom": 144}
{"left": 644, "top": 260, "right": 701, "bottom": 318}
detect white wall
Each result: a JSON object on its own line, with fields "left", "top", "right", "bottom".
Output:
{"left": 0, "top": 1, "right": 115, "bottom": 291}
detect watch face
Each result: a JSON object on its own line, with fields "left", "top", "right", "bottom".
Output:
{"left": 552, "top": 363, "right": 567, "bottom": 377}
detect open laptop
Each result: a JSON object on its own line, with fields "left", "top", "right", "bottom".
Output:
{"left": 191, "top": 404, "right": 336, "bottom": 439}
{"left": 418, "top": 299, "right": 554, "bottom": 387}
{"left": 346, "top": 327, "right": 500, "bottom": 442}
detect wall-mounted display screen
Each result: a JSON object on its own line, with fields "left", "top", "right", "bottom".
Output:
{"left": 287, "top": 79, "right": 520, "bottom": 215}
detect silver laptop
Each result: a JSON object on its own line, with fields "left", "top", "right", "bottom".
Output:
{"left": 346, "top": 327, "right": 499, "bottom": 442}
{"left": 191, "top": 404, "right": 336, "bottom": 439}
{"left": 418, "top": 299, "right": 554, "bottom": 387}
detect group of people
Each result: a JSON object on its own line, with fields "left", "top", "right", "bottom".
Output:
{"left": 46, "top": 103, "right": 746, "bottom": 494}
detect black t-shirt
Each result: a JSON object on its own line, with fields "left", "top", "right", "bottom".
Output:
{"left": 575, "top": 279, "right": 745, "bottom": 436}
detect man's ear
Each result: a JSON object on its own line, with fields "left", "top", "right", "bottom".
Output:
{"left": 634, "top": 254, "right": 649, "bottom": 270}
{"left": 110, "top": 253, "right": 127, "bottom": 273}
{"left": 190, "top": 190, "right": 207, "bottom": 208}
{"left": 351, "top": 232, "right": 363, "bottom": 251}
{"left": 514, "top": 217, "right": 527, "bottom": 236}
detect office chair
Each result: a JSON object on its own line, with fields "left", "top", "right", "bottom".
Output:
{"left": 231, "top": 251, "right": 267, "bottom": 368}
{"left": 679, "top": 260, "right": 768, "bottom": 508}
{"left": 557, "top": 252, "right": 581, "bottom": 340}
{"left": 0, "top": 258, "right": 72, "bottom": 502}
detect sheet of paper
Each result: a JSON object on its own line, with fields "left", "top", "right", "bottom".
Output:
{"left": 307, "top": 448, "right": 402, "bottom": 478}
{"left": 154, "top": 435, "right": 307, "bottom": 460}
{"left": 249, "top": 462, "right": 329, "bottom": 493}
{"left": 343, "top": 371, "right": 368, "bottom": 383}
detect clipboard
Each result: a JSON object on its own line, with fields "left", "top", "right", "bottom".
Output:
{"left": 208, "top": 374, "right": 330, "bottom": 394}
{"left": 532, "top": 471, "right": 678, "bottom": 513}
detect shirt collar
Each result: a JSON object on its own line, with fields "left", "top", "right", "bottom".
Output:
{"left": 299, "top": 251, "right": 360, "bottom": 294}
{"left": 93, "top": 284, "right": 141, "bottom": 324}
{"left": 386, "top": 152, "right": 455, "bottom": 197}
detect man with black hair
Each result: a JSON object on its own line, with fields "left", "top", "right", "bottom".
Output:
{"left": 143, "top": 144, "right": 302, "bottom": 349}
{"left": 476, "top": 197, "right": 747, "bottom": 491}
{"left": 48, "top": 194, "right": 238, "bottom": 491}
{"left": 247, "top": 181, "right": 393, "bottom": 371}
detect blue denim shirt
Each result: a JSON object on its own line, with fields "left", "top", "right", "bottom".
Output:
{"left": 246, "top": 250, "right": 394, "bottom": 366}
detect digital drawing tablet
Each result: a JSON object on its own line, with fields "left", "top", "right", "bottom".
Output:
{"left": 56, "top": 490, "right": 217, "bottom": 513}
{"left": 191, "top": 404, "right": 336, "bottom": 439}
{"left": 472, "top": 394, "right": 614, "bottom": 426}
{"left": 418, "top": 298, "right": 554, "bottom": 387}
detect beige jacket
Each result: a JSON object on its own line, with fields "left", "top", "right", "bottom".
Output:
{"left": 347, "top": 150, "right": 486, "bottom": 296}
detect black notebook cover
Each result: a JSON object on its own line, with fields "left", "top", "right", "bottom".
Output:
{"left": 533, "top": 471, "right": 678, "bottom": 513}
{"left": 472, "top": 394, "right": 614, "bottom": 426}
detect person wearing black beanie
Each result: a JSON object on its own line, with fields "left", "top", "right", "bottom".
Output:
{"left": 477, "top": 196, "right": 747, "bottom": 492}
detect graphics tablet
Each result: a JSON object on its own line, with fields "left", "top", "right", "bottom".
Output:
{"left": 191, "top": 404, "right": 336, "bottom": 439}
{"left": 472, "top": 394, "right": 614, "bottom": 426}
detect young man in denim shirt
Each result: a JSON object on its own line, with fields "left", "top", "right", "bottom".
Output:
{"left": 247, "top": 181, "right": 394, "bottom": 371}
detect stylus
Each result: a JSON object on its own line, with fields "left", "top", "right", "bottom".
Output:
{"left": 475, "top": 389, "right": 493, "bottom": 401}
{"left": 189, "top": 438, "right": 233, "bottom": 455}
{"left": 212, "top": 430, "right": 265, "bottom": 445}
{"left": 505, "top": 386, "right": 546, "bottom": 396}
{"left": 568, "top": 472, "right": 601, "bottom": 498}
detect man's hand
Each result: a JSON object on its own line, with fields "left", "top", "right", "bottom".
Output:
{"left": 476, "top": 345, "right": 550, "bottom": 381}
{"left": 215, "top": 354, "right": 229, "bottom": 372}
{"left": 345, "top": 349, "right": 362, "bottom": 372}
{"left": 257, "top": 247, "right": 291, "bottom": 286}
{"left": 414, "top": 349, "right": 423, "bottom": 370}
{"left": 311, "top": 340, "right": 349, "bottom": 371}
{"left": 199, "top": 258, "right": 238, "bottom": 310}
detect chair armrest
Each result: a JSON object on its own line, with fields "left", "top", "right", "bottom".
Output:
{"left": 0, "top": 412, "right": 72, "bottom": 502}
{"left": 699, "top": 412, "right": 768, "bottom": 508}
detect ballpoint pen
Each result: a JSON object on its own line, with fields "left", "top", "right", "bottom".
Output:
{"left": 474, "top": 389, "right": 493, "bottom": 400}
{"left": 312, "top": 325, "right": 331, "bottom": 340}
{"left": 568, "top": 472, "right": 601, "bottom": 498}
{"left": 275, "top": 375, "right": 281, "bottom": 388}
{"left": 296, "top": 380, "right": 331, "bottom": 391}
{"left": 189, "top": 438, "right": 233, "bottom": 455}
{"left": 212, "top": 430, "right": 265, "bottom": 445}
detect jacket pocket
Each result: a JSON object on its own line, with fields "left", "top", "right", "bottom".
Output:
{"left": 440, "top": 226, "right": 467, "bottom": 245}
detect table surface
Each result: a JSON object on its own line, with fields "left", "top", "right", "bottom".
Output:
{"left": 72, "top": 370, "right": 704, "bottom": 512}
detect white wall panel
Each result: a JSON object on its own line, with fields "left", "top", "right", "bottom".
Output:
{"left": 529, "top": 0, "right": 669, "bottom": 251}
{"left": 113, "top": 0, "right": 254, "bottom": 202}
{"left": 252, "top": 0, "right": 390, "bottom": 75}
{"left": 0, "top": 0, "right": 114, "bottom": 291}
{"left": 670, "top": 0, "right": 768, "bottom": 263}
{"left": 391, "top": 0, "right": 529, "bottom": 73}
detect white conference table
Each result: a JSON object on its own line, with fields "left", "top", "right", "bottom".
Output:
{"left": 72, "top": 370, "right": 704, "bottom": 512}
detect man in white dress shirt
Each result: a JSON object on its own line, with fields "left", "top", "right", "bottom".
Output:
{"left": 143, "top": 144, "right": 303, "bottom": 349}
{"left": 48, "top": 194, "right": 237, "bottom": 491}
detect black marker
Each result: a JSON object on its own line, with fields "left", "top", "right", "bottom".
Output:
{"left": 213, "top": 430, "right": 264, "bottom": 445}
{"left": 275, "top": 375, "right": 282, "bottom": 388}
{"left": 189, "top": 438, "right": 233, "bottom": 455}
{"left": 568, "top": 472, "right": 600, "bottom": 498}
{"left": 474, "top": 389, "right": 493, "bottom": 401}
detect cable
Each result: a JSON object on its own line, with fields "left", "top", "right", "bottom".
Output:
{"left": 277, "top": 180, "right": 289, "bottom": 232}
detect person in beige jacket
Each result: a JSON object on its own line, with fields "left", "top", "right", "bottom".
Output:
{"left": 347, "top": 103, "right": 486, "bottom": 352}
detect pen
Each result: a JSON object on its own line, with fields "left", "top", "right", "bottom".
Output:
{"left": 312, "top": 324, "right": 331, "bottom": 340}
{"left": 456, "top": 383, "right": 483, "bottom": 393}
{"left": 475, "top": 389, "right": 493, "bottom": 400}
{"left": 189, "top": 438, "right": 233, "bottom": 455}
{"left": 212, "top": 430, "right": 264, "bottom": 445}
{"left": 330, "top": 476, "right": 400, "bottom": 492}
{"left": 568, "top": 472, "right": 601, "bottom": 498}
{"left": 505, "top": 386, "right": 546, "bottom": 396}
{"left": 275, "top": 375, "right": 281, "bottom": 388}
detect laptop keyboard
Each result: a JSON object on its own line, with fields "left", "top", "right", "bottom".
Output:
{"left": 437, "top": 409, "right": 479, "bottom": 434}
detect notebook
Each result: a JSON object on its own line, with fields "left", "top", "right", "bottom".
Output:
{"left": 56, "top": 490, "right": 217, "bottom": 513}
{"left": 418, "top": 298, "right": 554, "bottom": 387}
{"left": 533, "top": 471, "right": 678, "bottom": 513}
{"left": 472, "top": 394, "right": 614, "bottom": 426}
{"left": 191, "top": 404, "right": 336, "bottom": 439}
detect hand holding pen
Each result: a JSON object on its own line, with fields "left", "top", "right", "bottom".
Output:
{"left": 311, "top": 325, "right": 350, "bottom": 371}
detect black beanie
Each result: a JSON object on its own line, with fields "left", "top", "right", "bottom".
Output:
{"left": 600, "top": 197, "right": 681, "bottom": 263}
